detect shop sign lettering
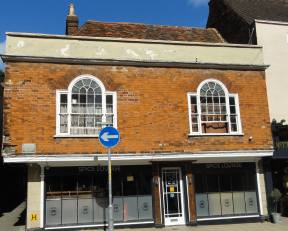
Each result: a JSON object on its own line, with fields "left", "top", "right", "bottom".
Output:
{"left": 78, "top": 166, "right": 120, "bottom": 172}
{"left": 206, "top": 163, "right": 242, "bottom": 169}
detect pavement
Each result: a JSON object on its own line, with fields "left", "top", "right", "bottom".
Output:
{"left": 1, "top": 206, "right": 288, "bottom": 231}
{"left": 0, "top": 201, "right": 26, "bottom": 231}
{"left": 82, "top": 218, "right": 288, "bottom": 231}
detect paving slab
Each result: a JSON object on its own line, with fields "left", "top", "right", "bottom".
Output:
{"left": 0, "top": 201, "right": 25, "bottom": 231}
{"left": 80, "top": 217, "right": 288, "bottom": 231}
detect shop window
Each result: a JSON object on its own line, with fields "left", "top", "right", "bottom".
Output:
{"left": 194, "top": 163, "right": 259, "bottom": 218}
{"left": 56, "top": 75, "right": 117, "bottom": 137}
{"left": 45, "top": 166, "right": 153, "bottom": 227}
{"left": 188, "top": 79, "right": 242, "bottom": 135}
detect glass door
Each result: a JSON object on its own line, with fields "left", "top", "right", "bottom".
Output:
{"left": 161, "top": 168, "right": 186, "bottom": 226}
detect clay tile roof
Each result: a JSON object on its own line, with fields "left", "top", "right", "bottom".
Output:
{"left": 222, "top": 0, "right": 288, "bottom": 24}
{"left": 76, "top": 20, "right": 225, "bottom": 43}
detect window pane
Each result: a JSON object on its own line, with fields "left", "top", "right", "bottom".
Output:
{"left": 87, "top": 94, "right": 94, "bottom": 104}
{"left": 75, "top": 80, "right": 83, "bottom": 88}
{"left": 220, "top": 97, "right": 226, "bottom": 103}
{"left": 80, "top": 94, "right": 86, "bottom": 104}
{"left": 87, "top": 104, "right": 94, "bottom": 114}
{"left": 192, "top": 115, "right": 198, "bottom": 123}
{"left": 90, "top": 80, "right": 99, "bottom": 89}
{"left": 207, "top": 175, "right": 219, "bottom": 192}
{"left": 95, "top": 87, "right": 102, "bottom": 94}
{"left": 106, "top": 95, "right": 113, "bottom": 114}
{"left": 46, "top": 176, "right": 62, "bottom": 199}
{"left": 231, "top": 124, "right": 238, "bottom": 132}
{"left": 62, "top": 175, "right": 77, "bottom": 199}
{"left": 191, "top": 104, "right": 197, "bottom": 113}
{"left": 60, "top": 94, "right": 67, "bottom": 104}
{"left": 72, "top": 94, "right": 79, "bottom": 104}
{"left": 78, "top": 175, "right": 93, "bottom": 198}
{"left": 80, "top": 87, "right": 86, "bottom": 94}
{"left": 123, "top": 175, "right": 137, "bottom": 196}
{"left": 60, "top": 115, "right": 68, "bottom": 133}
{"left": 106, "top": 115, "right": 113, "bottom": 126}
{"left": 72, "top": 86, "right": 79, "bottom": 93}
{"left": 229, "top": 97, "right": 235, "bottom": 105}
{"left": 195, "top": 175, "right": 206, "bottom": 193}
{"left": 82, "top": 78, "right": 91, "bottom": 87}
{"left": 219, "top": 175, "right": 231, "bottom": 192}
{"left": 95, "top": 104, "right": 102, "bottom": 114}
{"left": 60, "top": 93, "right": 68, "bottom": 114}
{"left": 95, "top": 95, "right": 102, "bottom": 103}
{"left": 106, "top": 95, "right": 113, "bottom": 104}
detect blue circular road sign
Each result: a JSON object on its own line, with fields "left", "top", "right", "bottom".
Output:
{"left": 99, "top": 127, "right": 120, "bottom": 148}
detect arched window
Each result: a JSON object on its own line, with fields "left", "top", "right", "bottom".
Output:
{"left": 188, "top": 79, "right": 241, "bottom": 135}
{"left": 56, "top": 75, "right": 117, "bottom": 136}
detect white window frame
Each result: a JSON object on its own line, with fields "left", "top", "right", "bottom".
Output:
{"left": 55, "top": 74, "right": 117, "bottom": 137}
{"left": 187, "top": 79, "right": 243, "bottom": 136}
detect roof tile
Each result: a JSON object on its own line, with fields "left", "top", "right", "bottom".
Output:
{"left": 76, "top": 20, "right": 225, "bottom": 43}
{"left": 222, "top": 0, "right": 288, "bottom": 24}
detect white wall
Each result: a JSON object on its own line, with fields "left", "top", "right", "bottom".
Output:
{"left": 256, "top": 21, "right": 288, "bottom": 122}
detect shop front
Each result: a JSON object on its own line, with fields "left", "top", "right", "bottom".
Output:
{"left": 155, "top": 161, "right": 263, "bottom": 226}
{"left": 45, "top": 165, "right": 154, "bottom": 228}
{"left": 193, "top": 163, "right": 260, "bottom": 221}
{"left": 43, "top": 161, "right": 265, "bottom": 229}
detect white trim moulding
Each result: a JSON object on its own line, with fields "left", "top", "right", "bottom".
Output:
{"left": 197, "top": 215, "right": 260, "bottom": 221}
{"left": 3, "top": 150, "right": 273, "bottom": 164}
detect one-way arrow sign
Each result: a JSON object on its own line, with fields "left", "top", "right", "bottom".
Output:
{"left": 99, "top": 127, "right": 120, "bottom": 148}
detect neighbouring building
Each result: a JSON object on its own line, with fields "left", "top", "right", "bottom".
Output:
{"left": 0, "top": 70, "right": 3, "bottom": 153}
{"left": 1, "top": 4, "right": 273, "bottom": 230}
{"left": 207, "top": 0, "right": 288, "bottom": 216}
{"left": 0, "top": 65, "right": 27, "bottom": 221}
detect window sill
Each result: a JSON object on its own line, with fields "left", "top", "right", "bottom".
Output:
{"left": 188, "top": 133, "right": 244, "bottom": 137}
{"left": 54, "top": 134, "right": 99, "bottom": 138}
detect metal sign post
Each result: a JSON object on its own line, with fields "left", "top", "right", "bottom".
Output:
{"left": 108, "top": 147, "right": 113, "bottom": 231}
{"left": 99, "top": 127, "right": 120, "bottom": 231}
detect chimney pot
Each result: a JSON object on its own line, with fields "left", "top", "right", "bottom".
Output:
{"left": 66, "top": 3, "right": 79, "bottom": 35}
{"left": 69, "top": 3, "right": 75, "bottom": 16}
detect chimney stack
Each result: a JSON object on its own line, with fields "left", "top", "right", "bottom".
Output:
{"left": 66, "top": 3, "right": 79, "bottom": 35}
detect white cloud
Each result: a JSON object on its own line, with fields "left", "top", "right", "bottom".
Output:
{"left": 188, "top": 0, "right": 209, "bottom": 7}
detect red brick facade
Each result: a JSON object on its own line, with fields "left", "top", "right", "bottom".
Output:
{"left": 3, "top": 62, "right": 272, "bottom": 155}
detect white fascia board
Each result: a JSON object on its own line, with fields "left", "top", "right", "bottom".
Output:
{"left": 255, "top": 19, "right": 288, "bottom": 26}
{"left": 3, "top": 150, "right": 273, "bottom": 164}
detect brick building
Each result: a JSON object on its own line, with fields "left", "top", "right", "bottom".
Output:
{"left": 207, "top": 0, "right": 288, "bottom": 216}
{"left": 1, "top": 4, "right": 273, "bottom": 230}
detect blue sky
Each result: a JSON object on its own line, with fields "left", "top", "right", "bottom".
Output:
{"left": 0, "top": 0, "right": 209, "bottom": 70}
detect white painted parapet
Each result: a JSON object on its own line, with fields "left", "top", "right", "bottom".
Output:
{"left": 4, "top": 32, "right": 265, "bottom": 67}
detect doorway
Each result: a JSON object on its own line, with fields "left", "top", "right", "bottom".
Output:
{"left": 161, "top": 167, "right": 186, "bottom": 225}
